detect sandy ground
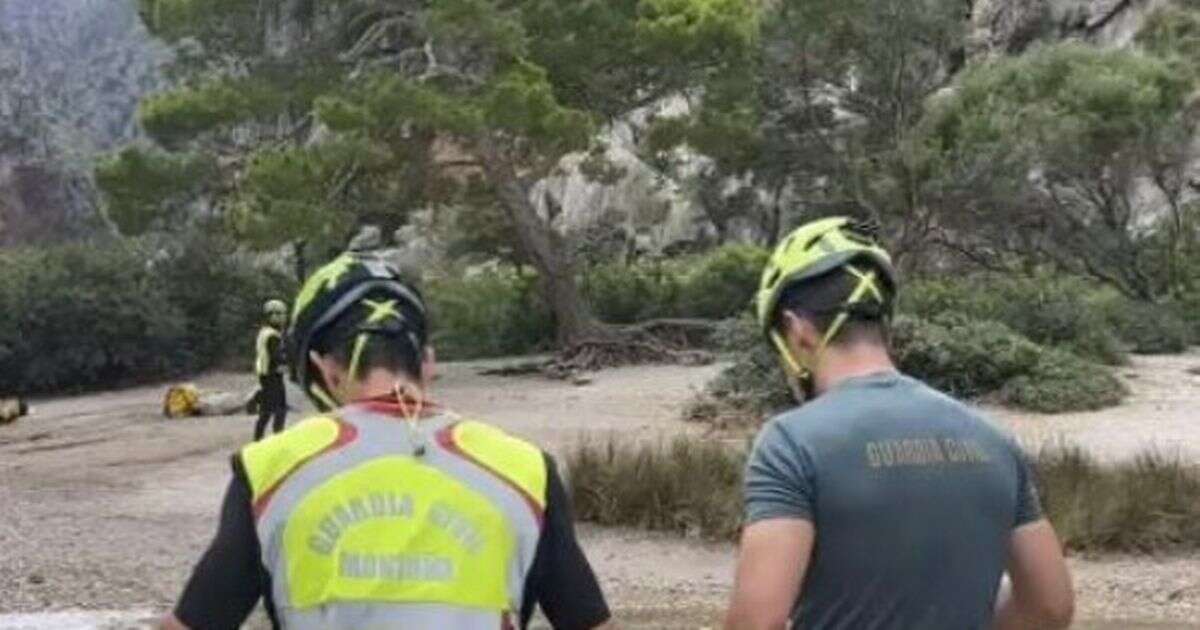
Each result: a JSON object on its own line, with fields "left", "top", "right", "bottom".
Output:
{"left": 1, "top": 354, "right": 1198, "bottom": 628}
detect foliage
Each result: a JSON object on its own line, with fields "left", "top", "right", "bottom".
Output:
{"left": 1000, "top": 349, "right": 1127, "bottom": 414}
{"left": 95, "top": 145, "right": 217, "bottom": 236}
{"left": 1036, "top": 447, "right": 1200, "bottom": 552}
{"left": 1136, "top": 2, "right": 1200, "bottom": 77}
{"left": 676, "top": 244, "right": 768, "bottom": 319}
{"left": 1095, "top": 295, "right": 1191, "bottom": 354}
{"left": 0, "top": 240, "right": 189, "bottom": 394}
{"left": 121, "top": 0, "right": 757, "bottom": 348}
{"left": 688, "top": 311, "right": 1126, "bottom": 427}
{"left": 140, "top": 77, "right": 286, "bottom": 147}
{"left": 426, "top": 269, "right": 553, "bottom": 361}
{"left": 902, "top": 275, "right": 1127, "bottom": 365}
{"left": 892, "top": 314, "right": 1043, "bottom": 398}
{"left": 583, "top": 244, "right": 767, "bottom": 323}
{"left": 649, "top": 0, "right": 968, "bottom": 254}
{"left": 566, "top": 435, "right": 746, "bottom": 540}
{"left": 0, "top": 236, "right": 294, "bottom": 394}
{"left": 154, "top": 231, "right": 297, "bottom": 370}
{"left": 920, "top": 43, "right": 1195, "bottom": 300}
{"left": 584, "top": 261, "right": 682, "bottom": 324}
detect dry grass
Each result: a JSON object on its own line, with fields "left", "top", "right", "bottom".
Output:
{"left": 566, "top": 437, "right": 1200, "bottom": 552}
{"left": 1034, "top": 447, "right": 1200, "bottom": 553}
{"left": 565, "top": 436, "right": 746, "bottom": 540}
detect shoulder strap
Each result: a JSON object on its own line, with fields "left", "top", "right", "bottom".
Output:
{"left": 241, "top": 415, "right": 354, "bottom": 506}
{"left": 441, "top": 421, "right": 548, "bottom": 512}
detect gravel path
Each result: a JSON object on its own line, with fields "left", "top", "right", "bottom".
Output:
{"left": 1, "top": 356, "right": 1197, "bottom": 627}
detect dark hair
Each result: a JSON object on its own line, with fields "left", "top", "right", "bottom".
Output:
{"left": 774, "top": 265, "right": 892, "bottom": 345}
{"left": 311, "top": 289, "right": 428, "bottom": 381}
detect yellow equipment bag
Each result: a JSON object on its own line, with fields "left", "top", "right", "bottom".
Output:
{"left": 163, "top": 384, "right": 202, "bottom": 419}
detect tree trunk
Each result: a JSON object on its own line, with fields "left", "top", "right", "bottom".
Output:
{"left": 482, "top": 147, "right": 605, "bottom": 347}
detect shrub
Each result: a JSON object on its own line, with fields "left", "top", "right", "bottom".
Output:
{"left": 154, "top": 232, "right": 297, "bottom": 369}
{"left": 902, "top": 275, "right": 1127, "bottom": 365}
{"left": 892, "top": 314, "right": 1042, "bottom": 398}
{"left": 1096, "top": 294, "right": 1191, "bottom": 354}
{"left": 583, "top": 261, "right": 681, "bottom": 324}
{"left": 0, "top": 241, "right": 192, "bottom": 394}
{"left": 687, "top": 312, "right": 1124, "bottom": 426}
{"left": 583, "top": 244, "right": 767, "bottom": 324}
{"left": 565, "top": 435, "right": 746, "bottom": 540}
{"left": 674, "top": 244, "right": 768, "bottom": 319}
{"left": 1035, "top": 447, "right": 1200, "bottom": 552}
{"left": 1000, "top": 349, "right": 1128, "bottom": 413}
{"left": 1172, "top": 290, "right": 1200, "bottom": 343}
{"left": 427, "top": 269, "right": 554, "bottom": 360}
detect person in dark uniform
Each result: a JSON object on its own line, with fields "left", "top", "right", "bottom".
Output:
{"left": 726, "top": 218, "right": 1075, "bottom": 630}
{"left": 254, "top": 299, "right": 289, "bottom": 441}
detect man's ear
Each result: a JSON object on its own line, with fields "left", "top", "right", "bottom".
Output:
{"left": 420, "top": 346, "right": 437, "bottom": 390}
{"left": 781, "top": 310, "right": 820, "bottom": 353}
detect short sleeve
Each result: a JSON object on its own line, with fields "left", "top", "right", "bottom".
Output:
{"left": 1013, "top": 445, "right": 1044, "bottom": 527}
{"left": 744, "top": 421, "right": 817, "bottom": 524}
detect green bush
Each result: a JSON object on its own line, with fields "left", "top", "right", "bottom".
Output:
{"left": 427, "top": 269, "right": 554, "bottom": 360}
{"left": 0, "top": 235, "right": 300, "bottom": 395}
{"left": 1000, "top": 349, "right": 1127, "bottom": 413}
{"left": 0, "top": 241, "right": 192, "bottom": 394}
{"left": 892, "top": 314, "right": 1042, "bottom": 398}
{"left": 674, "top": 244, "right": 768, "bottom": 319}
{"left": 687, "top": 311, "right": 1124, "bottom": 425}
{"left": 1096, "top": 294, "right": 1191, "bottom": 354}
{"left": 155, "top": 232, "right": 297, "bottom": 370}
{"left": 583, "top": 261, "right": 681, "bottom": 324}
{"left": 1172, "top": 291, "right": 1200, "bottom": 343}
{"left": 566, "top": 435, "right": 746, "bottom": 540}
{"left": 902, "top": 275, "right": 1127, "bottom": 365}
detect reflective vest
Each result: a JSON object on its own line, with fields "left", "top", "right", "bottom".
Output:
{"left": 240, "top": 404, "right": 548, "bottom": 630}
{"left": 256, "top": 326, "right": 282, "bottom": 376}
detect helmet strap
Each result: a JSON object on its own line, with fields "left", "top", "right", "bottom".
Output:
{"left": 394, "top": 380, "right": 427, "bottom": 457}
{"left": 308, "top": 382, "right": 340, "bottom": 412}
{"left": 773, "top": 267, "right": 884, "bottom": 402}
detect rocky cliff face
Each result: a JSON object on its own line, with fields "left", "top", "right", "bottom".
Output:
{"left": 968, "top": 0, "right": 1169, "bottom": 60}
{"left": 0, "top": 0, "right": 167, "bottom": 246}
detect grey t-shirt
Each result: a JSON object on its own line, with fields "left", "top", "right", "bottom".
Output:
{"left": 744, "top": 372, "right": 1042, "bottom": 630}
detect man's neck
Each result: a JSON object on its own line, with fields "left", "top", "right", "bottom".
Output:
{"left": 345, "top": 369, "right": 424, "bottom": 403}
{"left": 813, "top": 342, "right": 897, "bottom": 395}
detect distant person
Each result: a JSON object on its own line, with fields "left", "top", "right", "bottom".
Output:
{"left": 724, "top": 217, "right": 1074, "bottom": 630}
{"left": 162, "top": 252, "right": 610, "bottom": 630}
{"left": 254, "top": 299, "right": 289, "bottom": 441}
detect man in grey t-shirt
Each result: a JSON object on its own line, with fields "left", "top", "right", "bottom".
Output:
{"left": 725, "top": 218, "right": 1074, "bottom": 630}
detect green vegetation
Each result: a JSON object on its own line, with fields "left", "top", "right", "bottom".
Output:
{"left": 1000, "top": 350, "right": 1127, "bottom": 414}
{"left": 902, "top": 275, "right": 1127, "bottom": 365}
{"left": 566, "top": 435, "right": 745, "bottom": 540}
{"left": 567, "top": 437, "right": 1200, "bottom": 552}
{"left": 427, "top": 270, "right": 553, "bottom": 361}
{"left": 0, "top": 236, "right": 291, "bottom": 394}
{"left": 110, "top": 0, "right": 756, "bottom": 348}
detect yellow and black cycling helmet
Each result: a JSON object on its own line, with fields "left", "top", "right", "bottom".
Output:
{"left": 263, "top": 299, "right": 288, "bottom": 319}
{"left": 289, "top": 252, "right": 427, "bottom": 411}
{"left": 755, "top": 216, "right": 898, "bottom": 380}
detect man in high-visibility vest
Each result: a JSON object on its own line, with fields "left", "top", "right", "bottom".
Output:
{"left": 162, "top": 252, "right": 610, "bottom": 630}
{"left": 254, "top": 299, "right": 290, "bottom": 441}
